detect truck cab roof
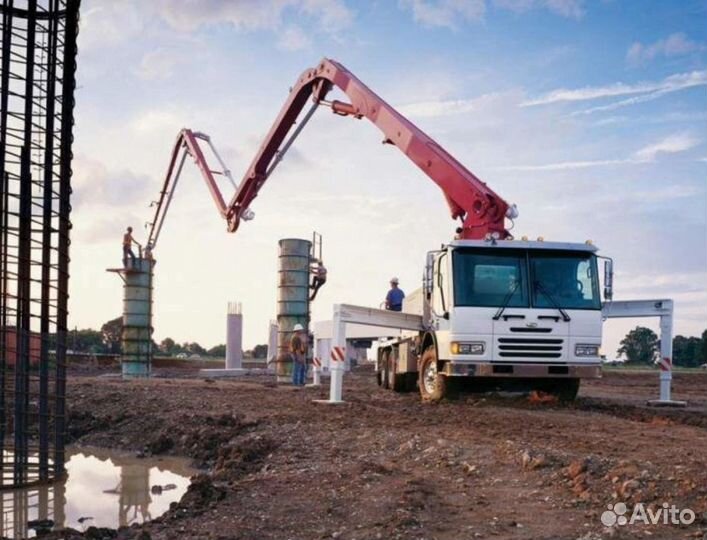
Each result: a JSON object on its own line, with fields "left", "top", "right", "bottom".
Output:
{"left": 448, "top": 238, "right": 598, "bottom": 253}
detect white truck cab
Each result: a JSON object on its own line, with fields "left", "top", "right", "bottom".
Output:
{"left": 378, "top": 238, "right": 608, "bottom": 401}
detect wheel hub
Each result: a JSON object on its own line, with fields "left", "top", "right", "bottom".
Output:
{"left": 423, "top": 361, "right": 437, "bottom": 395}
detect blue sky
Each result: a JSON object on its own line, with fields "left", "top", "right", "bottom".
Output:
{"left": 71, "top": 0, "right": 707, "bottom": 354}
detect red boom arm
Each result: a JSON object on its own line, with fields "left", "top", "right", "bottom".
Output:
{"left": 225, "top": 58, "right": 512, "bottom": 240}
{"left": 146, "top": 58, "right": 513, "bottom": 247}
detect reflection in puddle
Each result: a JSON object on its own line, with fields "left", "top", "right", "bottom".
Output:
{"left": 1, "top": 447, "right": 195, "bottom": 538}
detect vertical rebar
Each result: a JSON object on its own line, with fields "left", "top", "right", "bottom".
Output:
{"left": 0, "top": 0, "right": 80, "bottom": 488}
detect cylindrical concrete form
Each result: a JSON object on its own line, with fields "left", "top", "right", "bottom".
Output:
{"left": 122, "top": 258, "right": 154, "bottom": 378}
{"left": 226, "top": 302, "right": 243, "bottom": 369}
{"left": 277, "top": 239, "right": 311, "bottom": 383}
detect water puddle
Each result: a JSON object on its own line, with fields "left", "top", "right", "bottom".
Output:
{"left": 1, "top": 446, "right": 196, "bottom": 538}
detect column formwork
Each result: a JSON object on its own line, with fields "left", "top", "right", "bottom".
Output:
{"left": 121, "top": 258, "right": 154, "bottom": 378}
{"left": 276, "top": 239, "right": 311, "bottom": 383}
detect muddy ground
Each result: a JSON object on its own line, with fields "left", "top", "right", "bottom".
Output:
{"left": 46, "top": 366, "right": 707, "bottom": 540}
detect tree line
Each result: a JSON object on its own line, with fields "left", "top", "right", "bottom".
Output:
{"left": 618, "top": 326, "right": 707, "bottom": 367}
{"left": 66, "top": 317, "right": 267, "bottom": 359}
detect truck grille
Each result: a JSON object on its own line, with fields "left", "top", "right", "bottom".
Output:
{"left": 497, "top": 337, "right": 563, "bottom": 359}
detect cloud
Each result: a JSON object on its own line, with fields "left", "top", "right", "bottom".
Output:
{"left": 633, "top": 133, "right": 700, "bottom": 162}
{"left": 399, "top": 0, "right": 585, "bottom": 26}
{"left": 136, "top": 48, "right": 182, "bottom": 80}
{"left": 522, "top": 70, "right": 707, "bottom": 116}
{"left": 277, "top": 25, "right": 312, "bottom": 51}
{"left": 398, "top": 0, "right": 486, "bottom": 28}
{"left": 497, "top": 132, "right": 701, "bottom": 171}
{"left": 72, "top": 156, "right": 153, "bottom": 209}
{"left": 78, "top": 2, "right": 146, "bottom": 49}
{"left": 130, "top": 109, "right": 183, "bottom": 134}
{"left": 397, "top": 93, "right": 500, "bottom": 117}
{"left": 627, "top": 33, "right": 705, "bottom": 65}
{"left": 154, "top": 0, "right": 353, "bottom": 33}
{"left": 493, "top": 0, "right": 584, "bottom": 19}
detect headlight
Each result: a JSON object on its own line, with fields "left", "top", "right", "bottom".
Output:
{"left": 575, "top": 344, "right": 599, "bottom": 357}
{"left": 451, "top": 342, "right": 485, "bottom": 355}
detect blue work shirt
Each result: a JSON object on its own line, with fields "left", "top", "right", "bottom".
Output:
{"left": 386, "top": 287, "right": 405, "bottom": 311}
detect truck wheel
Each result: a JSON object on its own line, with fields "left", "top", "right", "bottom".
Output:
{"left": 388, "top": 354, "right": 409, "bottom": 393}
{"left": 381, "top": 350, "right": 390, "bottom": 390}
{"left": 540, "top": 378, "right": 580, "bottom": 402}
{"left": 556, "top": 378, "right": 580, "bottom": 402}
{"left": 418, "top": 346, "right": 447, "bottom": 402}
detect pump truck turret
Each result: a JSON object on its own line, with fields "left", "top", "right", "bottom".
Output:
{"left": 148, "top": 58, "right": 611, "bottom": 401}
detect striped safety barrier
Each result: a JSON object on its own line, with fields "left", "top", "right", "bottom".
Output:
{"left": 313, "top": 357, "right": 322, "bottom": 368}
{"left": 658, "top": 356, "right": 672, "bottom": 372}
{"left": 330, "top": 346, "right": 345, "bottom": 363}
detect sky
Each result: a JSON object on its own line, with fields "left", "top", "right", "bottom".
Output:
{"left": 70, "top": 0, "right": 707, "bottom": 356}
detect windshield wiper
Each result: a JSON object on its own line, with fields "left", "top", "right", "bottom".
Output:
{"left": 493, "top": 280, "right": 520, "bottom": 320}
{"left": 534, "top": 281, "right": 571, "bottom": 322}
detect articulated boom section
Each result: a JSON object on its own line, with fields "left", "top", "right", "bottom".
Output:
{"left": 226, "top": 58, "right": 512, "bottom": 240}
{"left": 146, "top": 59, "right": 513, "bottom": 245}
{"left": 146, "top": 129, "right": 242, "bottom": 250}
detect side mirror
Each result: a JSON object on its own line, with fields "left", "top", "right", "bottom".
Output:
{"left": 424, "top": 252, "right": 435, "bottom": 297}
{"left": 603, "top": 259, "right": 614, "bottom": 301}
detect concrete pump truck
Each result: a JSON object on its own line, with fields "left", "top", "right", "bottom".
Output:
{"left": 147, "top": 58, "right": 611, "bottom": 401}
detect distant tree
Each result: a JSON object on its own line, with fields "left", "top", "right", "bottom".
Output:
{"left": 101, "top": 317, "right": 122, "bottom": 353}
{"left": 252, "top": 344, "right": 268, "bottom": 359}
{"left": 617, "top": 326, "right": 659, "bottom": 365}
{"left": 185, "top": 342, "right": 206, "bottom": 356}
{"left": 207, "top": 344, "right": 226, "bottom": 357}
{"left": 71, "top": 328, "right": 105, "bottom": 353}
{"left": 160, "top": 337, "right": 177, "bottom": 355}
{"left": 673, "top": 335, "right": 702, "bottom": 368}
{"left": 702, "top": 329, "right": 707, "bottom": 364}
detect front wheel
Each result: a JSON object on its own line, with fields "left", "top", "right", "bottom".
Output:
{"left": 554, "top": 378, "right": 580, "bottom": 402}
{"left": 418, "top": 346, "right": 447, "bottom": 402}
{"left": 538, "top": 378, "right": 580, "bottom": 402}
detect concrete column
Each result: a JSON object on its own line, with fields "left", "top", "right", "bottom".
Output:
{"left": 276, "top": 239, "right": 311, "bottom": 383}
{"left": 225, "top": 302, "right": 243, "bottom": 369}
{"left": 121, "top": 257, "right": 154, "bottom": 378}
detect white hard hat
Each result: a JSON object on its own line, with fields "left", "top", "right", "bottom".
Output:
{"left": 390, "top": 276, "right": 399, "bottom": 284}
{"left": 293, "top": 324, "right": 304, "bottom": 331}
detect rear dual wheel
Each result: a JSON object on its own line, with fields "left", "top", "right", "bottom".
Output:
{"left": 378, "top": 349, "right": 414, "bottom": 392}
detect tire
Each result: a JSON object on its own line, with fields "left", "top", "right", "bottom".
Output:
{"left": 388, "top": 352, "right": 409, "bottom": 393}
{"left": 418, "top": 346, "right": 447, "bottom": 402}
{"left": 387, "top": 351, "right": 397, "bottom": 389}
{"left": 539, "top": 378, "right": 580, "bottom": 402}
{"left": 555, "top": 378, "right": 580, "bottom": 402}
{"left": 381, "top": 350, "right": 390, "bottom": 390}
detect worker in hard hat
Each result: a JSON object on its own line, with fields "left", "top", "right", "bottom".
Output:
{"left": 309, "top": 259, "right": 327, "bottom": 301}
{"left": 385, "top": 277, "right": 405, "bottom": 312}
{"left": 290, "top": 324, "right": 307, "bottom": 386}
{"left": 122, "top": 226, "right": 141, "bottom": 268}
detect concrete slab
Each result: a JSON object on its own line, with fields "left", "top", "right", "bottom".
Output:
{"left": 199, "top": 368, "right": 250, "bottom": 378}
{"left": 647, "top": 399, "right": 688, "bottom": 407}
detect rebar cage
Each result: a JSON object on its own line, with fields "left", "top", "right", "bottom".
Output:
{"left": 0, "top": 0, "right": 79, "bottom": 488}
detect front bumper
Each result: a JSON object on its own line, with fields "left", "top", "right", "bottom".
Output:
{"left": 443, "top": 362, "right": 601, "bottom": 379}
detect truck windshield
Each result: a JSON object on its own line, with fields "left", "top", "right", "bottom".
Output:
{"left": 452, "top": 248, "right": 600, "bottom": 310}
{"left": 452, "top": 249, "right": 528, "bottom": 308}
{"left": 529, "top": 252, "right": 601, "bottom": 310}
